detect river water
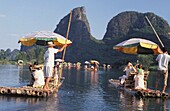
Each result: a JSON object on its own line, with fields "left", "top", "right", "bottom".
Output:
{"left": 0, "top": 65, "right": 170, "bottom": 111}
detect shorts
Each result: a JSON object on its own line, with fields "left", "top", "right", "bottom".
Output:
{"left": 44, "top": 66, "right": 54, "bottom": 78}
{"left": 156, "top": 70, "right": 168, "bottom": 86}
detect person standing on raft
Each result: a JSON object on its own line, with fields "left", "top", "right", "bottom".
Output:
{"left": 43, "top": 41, "right": 67, "bottom": 91}
{"left": 155, "top": 47, "right": 170, "bottom": 93}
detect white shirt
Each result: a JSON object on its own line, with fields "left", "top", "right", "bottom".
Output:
{"left": 44, "top": 48, "right": 59, "bottom": 67}
{"left": 124, "top": 66, "right": 133, "bottom": 77}
{"left": 33, "top": 70, "right": 45, "bottom": 86}
{"left": 156, "top": 53, "right": 170, "bottom": 70}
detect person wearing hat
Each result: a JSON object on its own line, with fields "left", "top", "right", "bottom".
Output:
{"left": 31, "top": 62, "right": 45, "bottom": 88}
{"left": 155, "top": 47, "right": 170, "bottom": 93}
{"left": 119, "top": 62, "right": 136, "bottom": 85}
{"left": 43, "top": 41, "right": 67, "bottom": 91}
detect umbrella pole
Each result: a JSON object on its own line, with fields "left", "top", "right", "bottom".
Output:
{"left": 145, "top": 16, "right": 164, "bottom": 47}
{"left": 59, "top": 10, "right": 72, "bottom": 82}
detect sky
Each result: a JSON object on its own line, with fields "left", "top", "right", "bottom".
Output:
{"left": 0, "top": 0, "right": 170, "bottom": 50}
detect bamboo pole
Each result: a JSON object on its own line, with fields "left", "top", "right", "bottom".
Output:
{"left": 7, "top": 88, "right": 11, "bottom": 94}
{"left": 62, "top": 10, "right": 72, "bottom": 62}
{"left": 26, "top": 90, "right": 32, "bottom": 95}
{"left": 16, "top": 89, "right": 22, "bottom": 95}
{"left": 11, "top": 88, "right": 17, "bottom": 94}
{"left": 37, "top": 91, "right": 43, "bottom": 96}
{"left": 142, "top": 91, "right": 148, "bottom": 97}
{"left": 43, "top": 91, "right": 48, "bottom": 97}
{"left": 145, "top": 16, "right": 164, "bottom": 47}
{"left": 162, "top": 93, "right": 169, "bottom": 98}
{"left": 0, "top": 88, "right": 6, "bottom": 94}
{"left": 21, "top": 89, "right": 27, "bottom": 95}
{"left": 59, "top": 10, "right": 72, "bottom": 83}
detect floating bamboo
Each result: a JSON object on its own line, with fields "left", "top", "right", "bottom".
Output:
{"left": 0, "top": 85, "right": 59, "bottom": 97}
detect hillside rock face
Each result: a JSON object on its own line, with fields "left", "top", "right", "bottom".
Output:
{"left": 103, "top": 11, "right": 170, "bottom": 45}
{"left": 54, "top": 6, "right": 91, "bottom": 42}
{"left": 54, "top": 6, "right": 104, "bottom": 63}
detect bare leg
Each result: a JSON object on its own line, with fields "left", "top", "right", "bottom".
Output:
{"left": 43, "top": 77, "right": 51, "bottom": 90}
{"left": 162, "top": 85, "right": 167, "bottom": 93}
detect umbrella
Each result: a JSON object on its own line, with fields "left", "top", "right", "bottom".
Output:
{"left": 113, "top": 38, "right": 162, "bottom": 54}
{"left": 90, "top": 60, "right": 99, "bottom": 64}
{"left": 55, "top": 59, "right": 63, "bottom": 62}
{"left": 84, "top": 61, "right": 90, "bottom": 64}
{"left": 18, "top": 31, "right": 72, "bottom": 47}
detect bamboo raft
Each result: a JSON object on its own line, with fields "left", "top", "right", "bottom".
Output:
{"left": 0, "top": 78, "right": 64, "bottom": 98}
{"left": 109, "top": 79, "right": 170, "bottom": 98}
{"left": 109, "top": 71, "right": 170, "bottom": 99}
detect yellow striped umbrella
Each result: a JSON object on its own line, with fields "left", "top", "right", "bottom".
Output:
{"left": 90, "top": 60, "right": 99, "bottom": 64}
{"left": 18, "top": 31, "right": 72, "bottom": 47}
{"left": 113, "top": 38, "right": 162, "bottom": 54}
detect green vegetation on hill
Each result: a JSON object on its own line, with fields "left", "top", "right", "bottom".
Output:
{"left": 0, "top": 46, "right": 46, "bottom": 65}
{"left": 15, "top": 46, "right": 46, "bottom": 64}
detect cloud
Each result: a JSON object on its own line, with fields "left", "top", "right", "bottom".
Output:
{"left": 0, "top": 14, "right": 6, "bottom": 18}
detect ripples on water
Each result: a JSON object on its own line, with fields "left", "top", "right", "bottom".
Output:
{"left": 0, "top": 65, "right": 170, "bottom": 111}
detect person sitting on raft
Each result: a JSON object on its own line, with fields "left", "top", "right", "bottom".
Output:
{"left": 134, "top": 64, "right": 146, "bottom": 90}
{"left": 119, "top": 62, "right": 136, "bottom": 85}
{"left": 28, "top": 62, "right": 36, "bottom": 86}
{"left": 31, "top": 62, "right": 45, "bottom": 88}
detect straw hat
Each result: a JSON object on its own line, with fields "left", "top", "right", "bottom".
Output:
{"left": 127, "top": 62, "right": 132, "bottom": 66}
{"left": 47, "top": 41, "right": 55, "bottom": 47}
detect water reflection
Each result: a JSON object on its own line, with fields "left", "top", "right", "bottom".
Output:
{"left": 63, "top": 68, "right": 98, "bottom": 87}
{"left": 0, "top": 95, "right": 48, "bottom": 111}
{"left": 0, "top": 95, "right": 44, "bottom": 105}
{"left": 0, "top": 65, "right": 20, "bottom": 87}
{"left": 132, "top": 97, "right": 144, "bottom": 110}
{"left": 143, "top": 98, "right": 169, "bottom": 111}
{"left": 1, "top": 65, "right": 170, "bottom": 110}
{"left": 18, "top": 65, "right": 32, "bottom": 87}
{"left": 90, "top": 70, "right": 98, "bottom": 85}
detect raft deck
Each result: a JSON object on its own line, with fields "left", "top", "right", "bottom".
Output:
{"left": 109, "top": 79, "right": 170, "bottom": 99}
{"left": 0, "top": 78, "right": 64, "bottom": 97}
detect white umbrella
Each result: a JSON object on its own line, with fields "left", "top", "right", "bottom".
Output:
{"left": 84, "top": 61, "right": 90, "bottom": 64}
{"left": 55, "top": 59, "right": 63, "bottom": 62}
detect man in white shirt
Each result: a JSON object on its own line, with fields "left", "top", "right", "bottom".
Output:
{"left": 43, "top": 41, "right": 67, "bottom": 91}
{"left": 156, "top": 47, "right": 170, "bottom": 93}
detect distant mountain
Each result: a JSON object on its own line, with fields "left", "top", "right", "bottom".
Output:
{"left": 103, "top": 11, "right": 170, "bottom": 46}
{"left": 19, "top": 7, "right": 170, "bottom": 67}
{"left": 54, "top": 6, "right": 106, "bottom": 63}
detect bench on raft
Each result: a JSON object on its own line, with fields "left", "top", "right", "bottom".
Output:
{"left": 0, "top": 77, "right": 65, "bottom": 98}
{"left": 124, "top": 71, "right": 150, "bottom": 89}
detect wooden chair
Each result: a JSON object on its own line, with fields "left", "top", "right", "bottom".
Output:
{"left": 124, "top": 71, "right": 136, "bottom": 88}
{"left": 124, "top": 71, "right": 150, "bottom": 89}
{"left": 144, "top": 71, "right": 150, "bottom": 89}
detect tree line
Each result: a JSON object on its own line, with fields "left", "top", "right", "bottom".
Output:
{"left": 0, "top": 46, "right": 46, "bottom": 65}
